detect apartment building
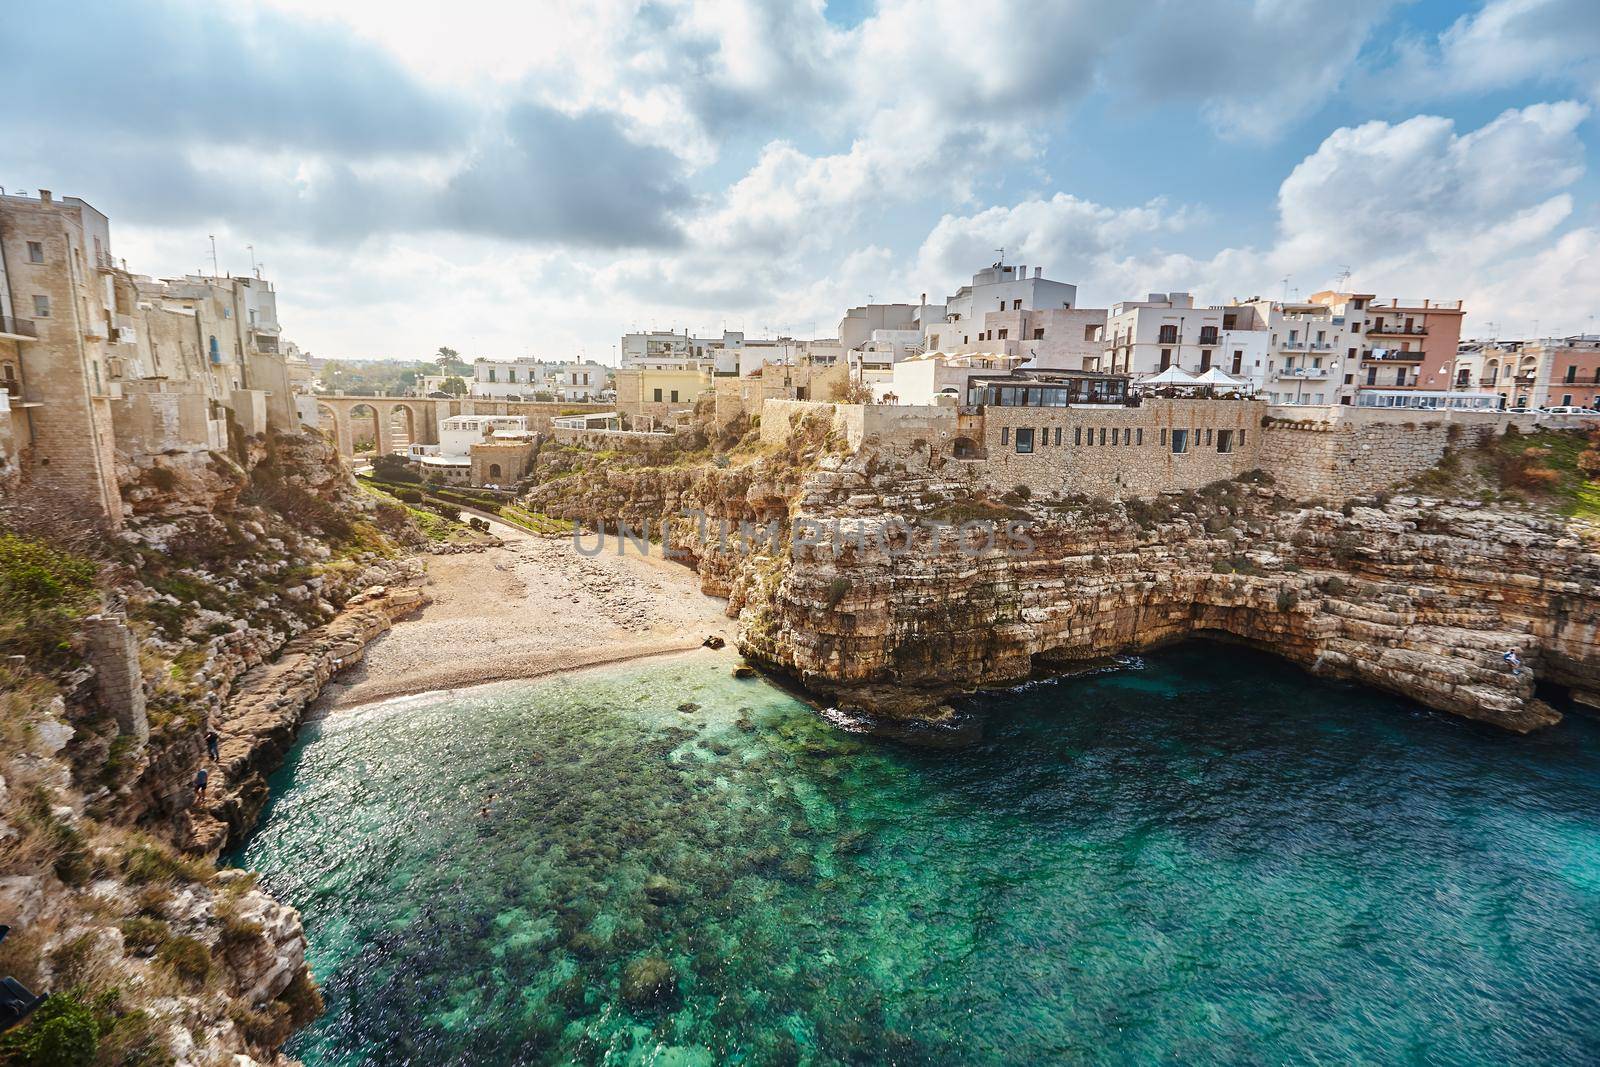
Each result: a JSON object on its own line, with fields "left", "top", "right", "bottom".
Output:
{"left": 0, "top": 190, "right": 122, "bottom": 517}
{"left": 0, "top": 189, "right": 303, "bottom": 524}
{"left": 1523, "top": 336, "right": 1600, "bottom": 408}
{"left": 1230, "top": 296, "right": 1360, "bottom": 405}
{"left": 1103, "top": 293, "right": 1263, "bottom": 380}
{"left": 472, "top": 358, "right": 609, "bottom": 400}
{"left": 1354, "top": 296, "right": 1464, "bottom": 394}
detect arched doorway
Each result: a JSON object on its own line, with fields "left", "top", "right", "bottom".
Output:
{"left": 951, "top": 436, "right": 980, "bottom": 459}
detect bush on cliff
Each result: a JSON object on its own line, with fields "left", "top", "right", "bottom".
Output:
{"left": 0, "top": 989, "right": 100, "bottom": 1067}
{"left": 0, "top": 533, "right": 100, "bottom": 665}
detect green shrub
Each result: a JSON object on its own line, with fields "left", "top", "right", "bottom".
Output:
{"left": 0, "top": 989, "right": 100, "bottom": 1067}
{"left": 825, "top": 577, "right": 850, "bottom": 608}
{"left": 396, "top": 489, "right": 423, "bottom": 504}
{"left": 118, "top": 917, "right": 170, "bottom": 956}
{"left": 0, "top": 534, "right": 99, "bottom": 665}
{"left": 156, "top": 935, "right": 211, "bottom": 985}
{"left": 121, "top": 841, "right": 213, "bottom": 886}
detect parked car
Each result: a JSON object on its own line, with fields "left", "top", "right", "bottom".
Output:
{"left": 1541, "top": 405, "right": 1592, "bottom": 415}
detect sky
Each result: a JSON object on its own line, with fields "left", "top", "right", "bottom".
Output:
{"left": 6, "top": 0, "right": 1599, "bottom": 363}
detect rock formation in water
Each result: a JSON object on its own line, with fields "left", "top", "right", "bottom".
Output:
{"left": 0, "top": 429, "right": 426, "bottom": 1066}
{"left": 526, "top": 418, "right": 1600, "bottom": 735}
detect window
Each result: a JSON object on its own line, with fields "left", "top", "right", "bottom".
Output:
{"left": 1136, "top": 429, "right": 1143, "bottom": 446}
{"left": 1366, "top": 367, "right": 1377, "bottom": 385}
{"left": 1238, "top": 429, "right": 1245, "bottom": 446}
{"left": 487, "top": 368, "right": 496, "bottom": 382}
{"left": 670, "top": 390, "right": 679, "bottom": 402}
{"left": 997, "top": 329, "right": 1008, "bottom": 340}
{"left": 1001, "top": 427, "right": 1010, "bottom": 446}
{"left": 31, "top": 295, "right": 49, "bottom": 317}
{"left": 1053, "top": 427, "right": 1062, "bottom": 446}
{"left": 1171, "top": 429, "right": 1189, "bottom": 454}
{"left": 653, "top": 388, "right": 663, "bottom": 402}
{"left": 1012, "top": 299, "right": 1022, "bottom": 310}
{"left": 1205, "top": 429, "right": 1213, "bottom": 446}
{"left": 1200, "top": 351, "right": 1212, "bottom": 372}
{"left": 1160, "top": 349, "right": 1172, "bottom": 370}
{"left": 1074, "top": 427, "right": 1082, "bottom": 445}
{"left": 1159, "top": 325, "right": 1178, "bottom": 344}
{"left": 1160, "top": 428, "right": 1168, "bottom": 446}
{"left": 1033, "top": 328, "right": 1045, "bottom": 340}
{"left": 1217, "top": 430, "right": 1234, "bottom": 454}
{"left": 1563, "top": 394, "right": 1574, "bottom": 406}
{"left": 26, "top": 241, "right": 43, "bottom": 264}
{"left": 1098, "top": 427, "right": 1107, "bottom": 445}
{"left": 1231, "top": 351, "right": 1243, "bottom": 375}
{"left": 1344, "top": 374, "right": 1354, "bottom": 385}
{"left": 1015, "top": 428, "right": 1033, "bottom": 453}
{"left": 488, "top": 463, "right": 503, "bottom": 479}
{"left": 1395, "top": 368, "right": 1406, "bottom": 386}
{"left": 1566, "top": 366, "right": 1578, "bottom": 383}
{"left": 1123, "top": 428, "right": 1131, "bottom": 445}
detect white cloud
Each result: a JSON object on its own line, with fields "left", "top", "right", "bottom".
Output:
{"left": 1383, "top": 0, "right": 1600, "bottom": 102}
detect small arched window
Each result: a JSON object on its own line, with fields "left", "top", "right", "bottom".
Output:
{"left": 488, "top": 463, "right": 502, "bottom": 479}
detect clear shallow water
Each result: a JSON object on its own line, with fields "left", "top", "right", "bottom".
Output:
{"left": 237, "top": 646, "right": 1600, "bottom": 1065}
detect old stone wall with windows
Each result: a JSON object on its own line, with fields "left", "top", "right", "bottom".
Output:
{"left": 972, "top": 398, "right": 1262, "bottom": 498}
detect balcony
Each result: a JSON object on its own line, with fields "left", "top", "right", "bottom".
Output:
{"left": 1197, "top": 334, "right": 1220, "bottom": 346}
{"left": 1366, "top": 350, "right": 1424, "bottom": 362}
{"left": 0, "top": 315, "right": 37, "bottom": 341}
{"left": 1281, "top": 339, "right": 1310, "bottom": 351}
{"left": 1279, "top": 367, "right": 1330, "bottom": 378}
{"left": 95, "top": 250, "right": 120, "bottom": 272}
{"left": 1368, "top": 322, "right": 1428, "bottom": 336}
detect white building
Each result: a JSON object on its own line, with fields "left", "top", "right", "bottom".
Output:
{"left": 918, "top": 266, "right": 1103, "bottom": 371}
{"left": 890, "top": 351, "right": 1023, "bottom": 406}
{"left": 471, "top": 358, "right": 608, "bottom": 400}
{"left": 939, "top": 263, "right": 1077, "bottom": 326}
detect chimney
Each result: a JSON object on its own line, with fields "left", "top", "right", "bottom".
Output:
{"left": 38, "top": 189, "right": 52, "bottom": 204}
{"left": 1034, "top": 267, "right": 1042, "bottom": 278}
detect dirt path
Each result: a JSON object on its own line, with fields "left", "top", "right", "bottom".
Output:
{"left": 319, "top": 518, "right": 732, "bottom": 709}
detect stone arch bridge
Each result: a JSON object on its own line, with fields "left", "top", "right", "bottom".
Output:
{"left": 310, "top": 396, "right": 613, "bottom": 458}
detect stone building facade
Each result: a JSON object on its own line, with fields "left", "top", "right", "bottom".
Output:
{"left": 759, "top": 396, "right": 1532, "bottom": 503}
{"left": 0, "top": 190, "right": 306, "bottom": 525}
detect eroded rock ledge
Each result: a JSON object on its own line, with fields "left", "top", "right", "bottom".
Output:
{"left": 185, "top": 575, "right": 430, "bottom": 856}
{"left": 527, "top": 439, "right": 1600, "bottom": 734}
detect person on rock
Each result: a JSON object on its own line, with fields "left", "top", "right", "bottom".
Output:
{"left": 194, "top": 768, "right": 208, "bottom": 801}
{"left": 206, "top": 730, "right": 220, "bottom": 762}
{"left": 1504, "top": 649, "right": 1525, "bottom": 676}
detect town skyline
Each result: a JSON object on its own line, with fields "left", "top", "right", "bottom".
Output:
{"left": 6, "top": 0, "right": 1599, "bottom": 362}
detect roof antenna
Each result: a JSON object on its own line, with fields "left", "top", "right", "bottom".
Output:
{"left": 1335, "top": 265, "right": 1352, "bottom": 292}
{"left": 994, "top": 247, "right": 1005, "bottom": 268}
{"left": 208, "top": 234, "right": 219, "bottom": 278}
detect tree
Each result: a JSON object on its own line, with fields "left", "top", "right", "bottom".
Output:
{"left": 442, "top": 375, "right": 468, "bottom": 397}
{"left": 435, "top": 346, "right": 460, "bottom": 369}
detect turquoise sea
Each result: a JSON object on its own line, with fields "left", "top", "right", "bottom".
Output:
{"left": 237, "top": 646, "right": 1600, "bottom": 1065}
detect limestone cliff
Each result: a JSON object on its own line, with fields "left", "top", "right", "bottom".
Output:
{"left": 526, "top": 429, "right": 1600, "bottom": 736}
{"left": 0, "top": 429, "right": 425, "bottom": 1066}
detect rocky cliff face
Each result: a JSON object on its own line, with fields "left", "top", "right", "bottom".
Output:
{"left": 527, "top": 434, "right": 1600, "bottom": 736}
{"left": 0, "top": 429, "right": 426, "bottom": 1066}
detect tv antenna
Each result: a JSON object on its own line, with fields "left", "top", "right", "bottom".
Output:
{"left": 208, "top": 235, "right": 219, "bottom": 277}
{"left": 994, "top": 248, "right": 1005, "bottom": 268}
{"left": 1335, "top": 265, "right": 1352, "bottom": 292}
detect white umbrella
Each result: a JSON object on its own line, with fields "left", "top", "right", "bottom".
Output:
{"left": 1140, "top": 365, "right": 1200, "bottom": 387}
{"left": 1192, "top": 367, "right": 1248, "bottom": 389}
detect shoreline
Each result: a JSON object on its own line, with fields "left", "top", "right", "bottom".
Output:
{"left": 320, "top": 517, "right": 733, "bottom": 711}
{"left": 313, "top": 643, "right": 725, "bottom": 717}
